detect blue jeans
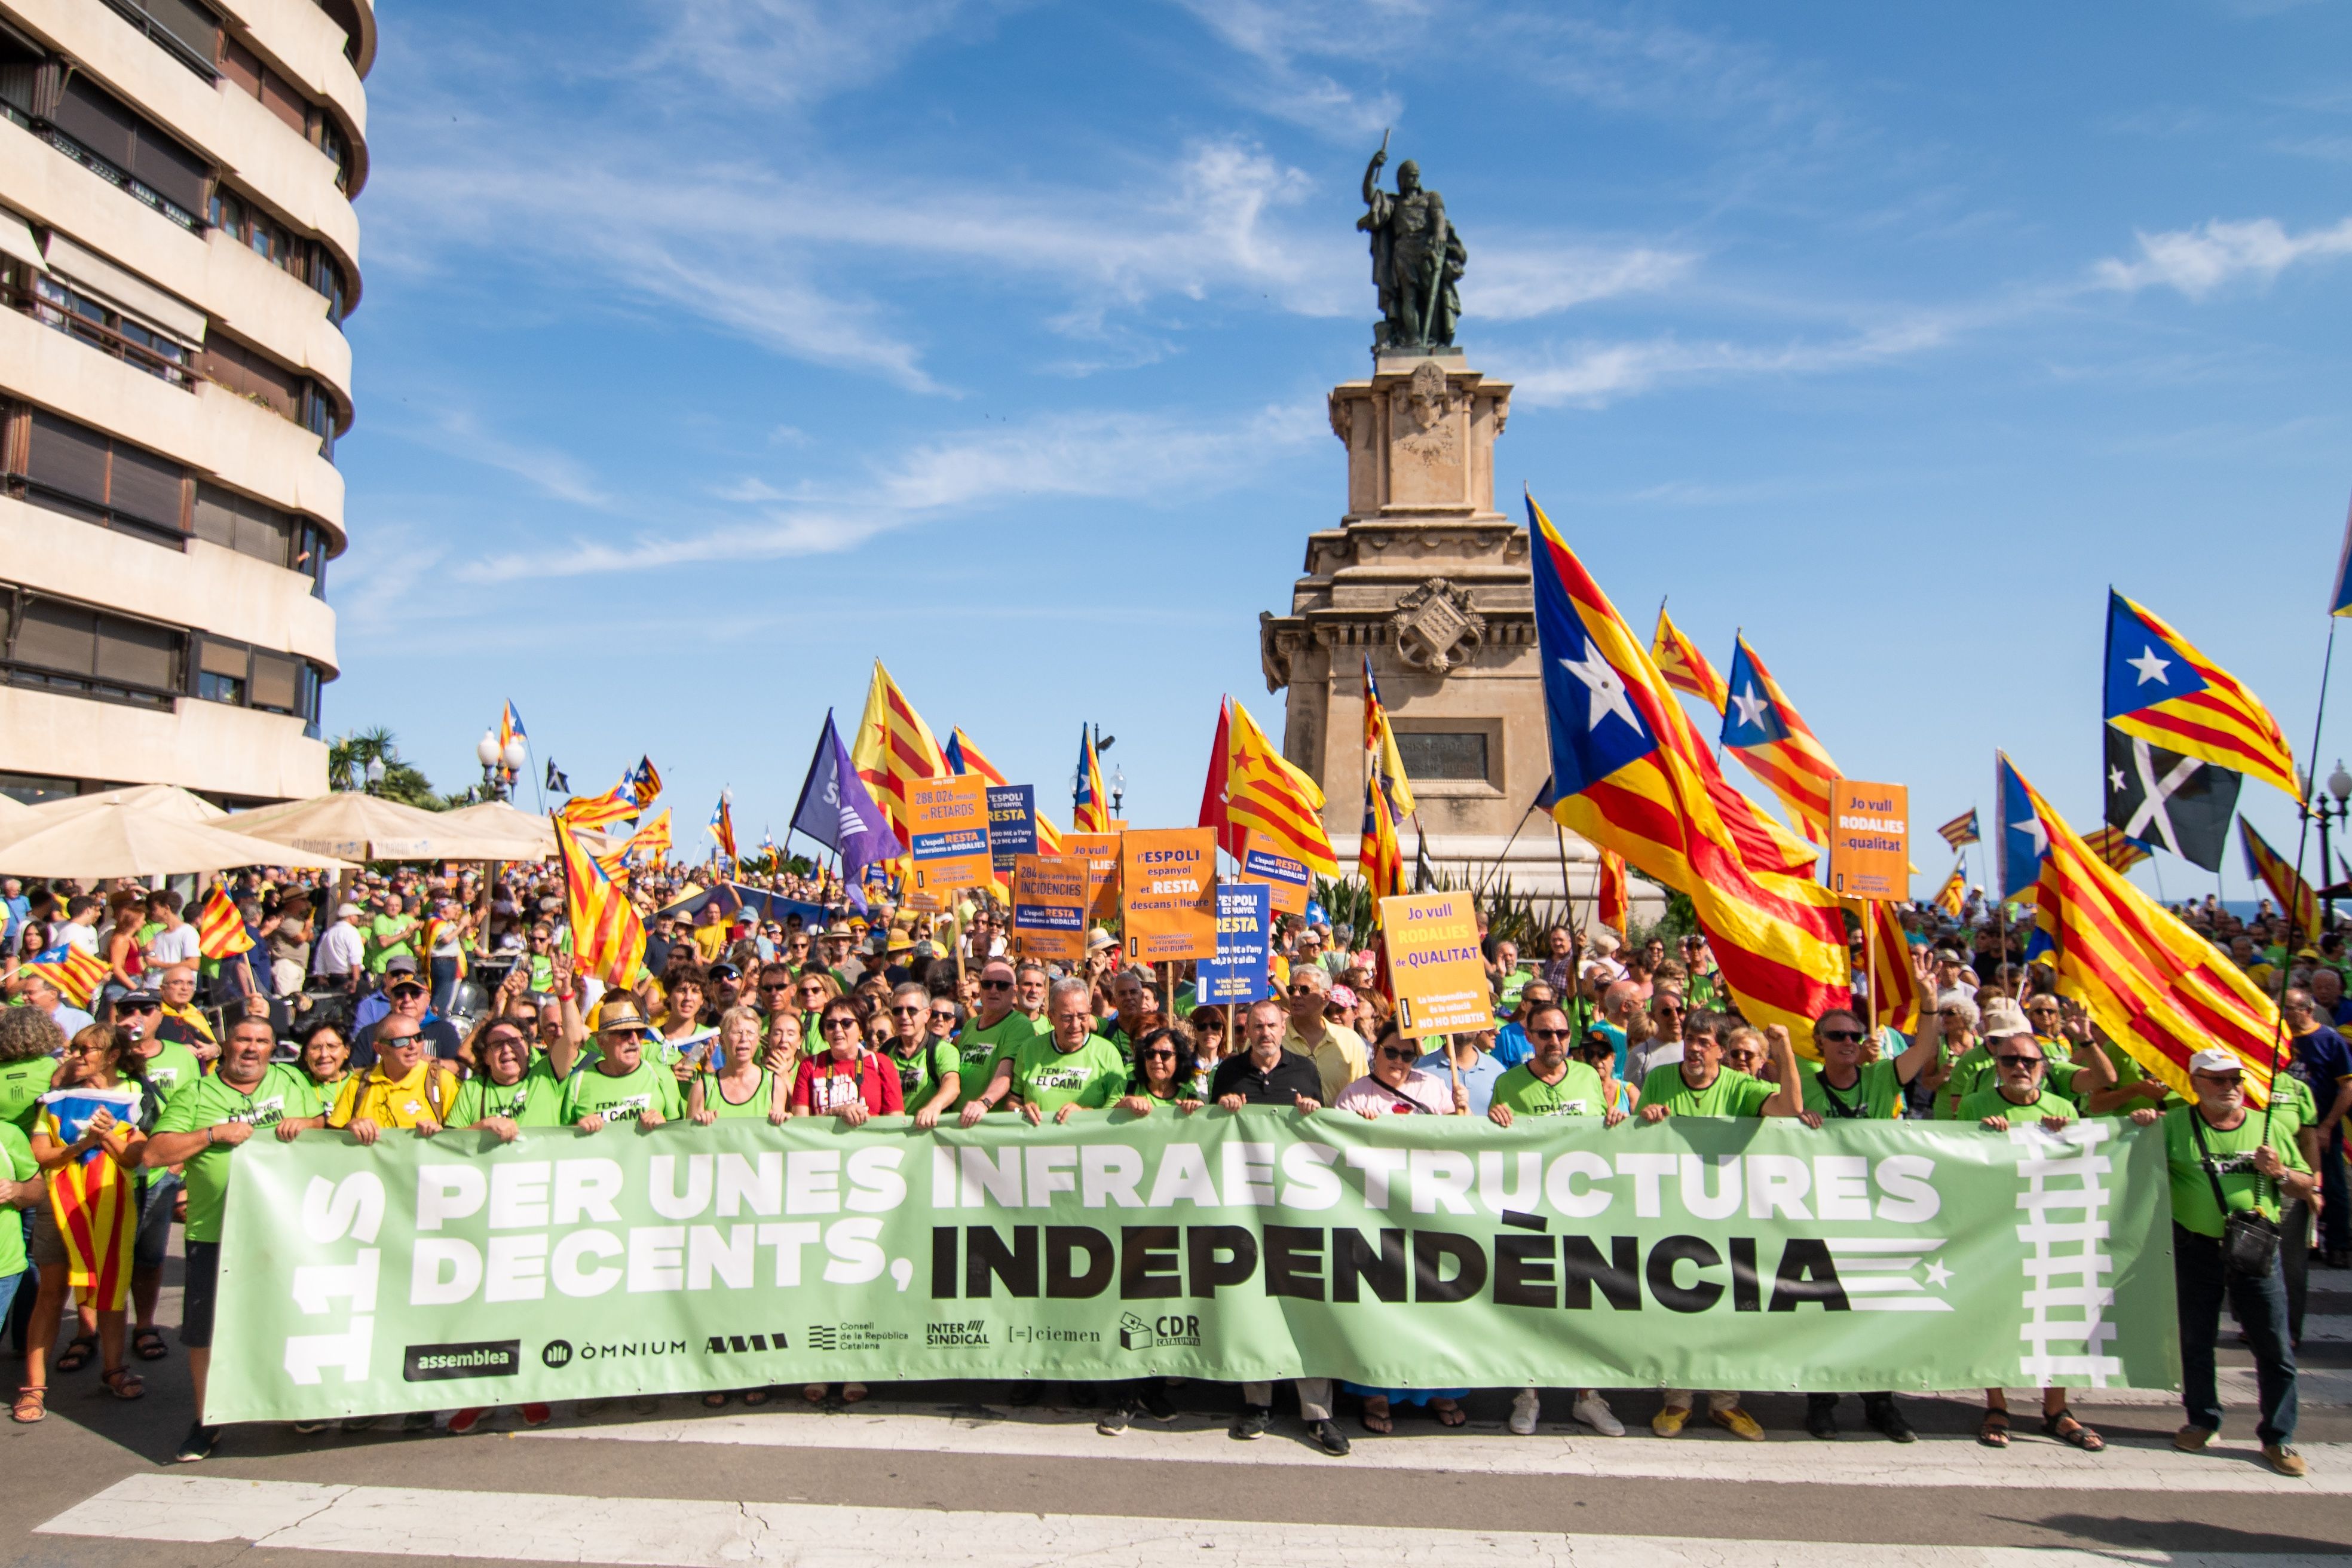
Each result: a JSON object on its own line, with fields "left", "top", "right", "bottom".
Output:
{"left": 430, "top": 957, "right": 462, "bottom": 1015}
{"left": 2175, "top": 1222, "right": 2298, "bottom": 1446}
{"left": 0, "top": 1269, "right": 20, "bottom": 1330}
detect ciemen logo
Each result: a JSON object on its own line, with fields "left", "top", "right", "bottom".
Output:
{"left": 403, "top": 1340, "right": 520, "bottom": 1383}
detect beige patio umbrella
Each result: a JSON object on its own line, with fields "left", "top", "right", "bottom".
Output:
{"left": 0, "top": 803, "right": 354, "bottom": 878}
{"left": 439, "top": 800, "right": 558, "bottom": 857}
{"left": 228, "top": 792, "right": 528, "bottom": 863}
{"left": 23, "top": 783, "right": 226, "bottom": 825}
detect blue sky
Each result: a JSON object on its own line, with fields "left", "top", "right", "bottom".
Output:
{"left": 330, "top": 0, "right": 2352, "bottom": 899}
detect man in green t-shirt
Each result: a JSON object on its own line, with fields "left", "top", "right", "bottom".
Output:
{"left": 559, "top": 999, "right": 684, "bottom": 1129}
{"left": 145, "top": 1015, "right": 325, "bottom": 1462}
{"left": 112, "top": 987, "right": 204, "bottom": 1365}
{"left": 960, "top": 977, "right": 1126, "bottom": 1123}
{"left": 954, "top": 960, "right": 1049, "bottom": 1111}
{"left": 0, "top": 1005, "right": 63, "bottom": 1134}
{"left": 1637, "top": 1014, "right": 1802, "bottom": 1442}
{"left": 452, "top": 1018, "right": 568, "bottom": 1137}
{"left": 1486, "top": 1000, "right": 1627, "bottom": 1438}
{"left": 1798, "top": 1006, "right": 1940, "bottom": 1124}
{"left": 2129, "top": 1048, "right": 2314, "bottom": 1477}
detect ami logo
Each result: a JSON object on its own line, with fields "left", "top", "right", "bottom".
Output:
{"left": 704, "top": 1330, "right": 792, "bottom": 1355}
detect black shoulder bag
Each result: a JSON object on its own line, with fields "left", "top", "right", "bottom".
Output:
{"left": 2188, "top": 1108, "right": 2280, "bottom": 1277}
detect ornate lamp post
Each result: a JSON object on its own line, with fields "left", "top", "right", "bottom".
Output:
{"left": 2309, "top": 760, "right": 2352, "bottom": 928}
{"left": 476, "top": 731, "right": 529, "bottom": 802}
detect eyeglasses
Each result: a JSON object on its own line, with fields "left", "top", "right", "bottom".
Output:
{"left": 1817, "top": 1028, "right": 1863, "bottom": 1044}
{"left": 1993, "top": 1054, "right": 2045, "bottom": 1068}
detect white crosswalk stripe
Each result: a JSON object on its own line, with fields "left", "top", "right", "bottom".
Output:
{"left": 35, "top": 1474, "right": 2352, "bottom": 1568}
{"left": 522, "top": 1399, "right": 2351, "bottom": 1494}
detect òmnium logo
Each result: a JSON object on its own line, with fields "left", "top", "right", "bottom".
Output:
{"left": 403, "top": 1340, "right": 520, "bottom": 1382}
{"left": 541, "top": 1341, "right": 573, "bottom": 1370}
{"left": 1118, "top": 1313, "right": 1202, "bottom": 1352}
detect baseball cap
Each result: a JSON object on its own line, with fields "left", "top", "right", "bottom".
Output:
{"left": 383, "top": 954, "right": 420, "bottom": 976}
{"left": 1979, "top": 1000, "right": 2033, "bottom": 1039}
{"left": 117, "top": 988, "right": 160, "bottom": 1007}
{"left": 1327, "top": 984, "right": 1357, "bottom": 1010}
{"left": 2187, "top": 1047, "right": 2244, "bottom": 1075}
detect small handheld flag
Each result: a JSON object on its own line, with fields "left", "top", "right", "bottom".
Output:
{"left": 1936, "top": 808, "right": 1980, "bottom": 849}
{"left": 497, "top": 702, "right": 526, "bottom": 754}
{"left": 1073, "top": 725, "right": 1109, "bottom": 834}
{"left": 2083, "top": 825, "right": 2152, "bottom": 873}
{"left": 195, "top": 884, "right": 253, "bottom": 960}
{"left": 26, "top": 944, "right": 107, "bottom": 1008}
{"left": 2239, "top": 818, "right": 2319, "bottom": 937}
{"left": 545, "top": 759, "right": 569, "bottom": 794}
{"left": 1650, "top": 606, "right": 1728, "bottom": 714}
{"left": 2332, "top": 493, "right": 2352, "bottom": 617}
{"left": 1719, "top": 636, "right": 1840, "bottom": 840}
{"left": 709, "top": 792, "right": 739, "bottom": 863}
{"left": 1933, "top": 862, "right": 1966, "bottom": 916}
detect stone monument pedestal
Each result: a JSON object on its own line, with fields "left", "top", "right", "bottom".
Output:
{"left": 1259, "top": 350, "right": 1661, "bottom": 924}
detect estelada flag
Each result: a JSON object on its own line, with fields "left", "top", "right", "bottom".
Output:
{"left": 497, "top": 701, "right": 526, "bottom": 753}
{"left": 1649, "top": 605, "right": 1728, "bottom": 714}
{"left": 1855, "top": 899, "right": 1921, "bottom": 1036}
{"left": 557, "top": 814, "right": 644, "bottom": 986}
{"left": 2331, "top": 492, "right": 2352, "bottom": 617}
{"left": 621, "top": 807, "right": 672, "bottom": 866}
{"left": 195, "top": 884, "right": 253, "bottom": 959}
{"left": 708, "top": 794, "right": 737, "bottom": 864}
{"left": 42, "top": 1125, "right": 135, "bottom": 1310}
{"left": 558, "top": 768, "right": 645, "bottom": 832}
{"left": 26, "top": 944, "right": 106, "bottom": 1009}
{"left": 1936, "top": 808, "right": 1980, "bottom": 849}
{"left": 2084, "top": 825, "right": 2152, "bottom": 873}
{"left": 2018, "top": 757, "right": 2282, "bottom": 1106}
{"left": 851, "top": 660, "right": 948, "bottom": 845}
{"left": 1719, "top": 635, "right": 1840, "bottom": 841}
{"left": 2104, "top": 590, "right": 2296, "bottom": 799}
{"left": 1528, "top": 491, "right": 1849, "bottom": 1040}
{"left": 944, "top": 728, "right": 1009, "bottom": 788}
{"left": 1933, "top": 862, "right": 1966, "bottom": 917}
{"left": 1072, "top": 724, "right": 1110, "bottom": 835}
{"left": 2239, "top": 817, "right": 2319, "bottom": 936}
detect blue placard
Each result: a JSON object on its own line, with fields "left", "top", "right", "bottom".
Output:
{"left": 988, "top": 785, "right": 1036, "bottom": 872}
{"left": 1195, "top": 882, "right": 1272, "bottom": 1005}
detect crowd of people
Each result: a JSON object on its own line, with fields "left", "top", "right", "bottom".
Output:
{"left": 0, "top": 860, "right": 2338, "bottom": 1479}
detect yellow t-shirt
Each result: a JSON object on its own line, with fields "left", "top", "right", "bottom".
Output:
{"left": 691, "top": 924, "right": 728, "bottom": 963}
{"left": 329, "top": 1060, "right": 459, "bottom": 1129}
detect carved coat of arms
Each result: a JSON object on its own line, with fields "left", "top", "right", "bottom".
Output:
{"left": 1391, "top": 577, "right": 1485, "bottom": 673}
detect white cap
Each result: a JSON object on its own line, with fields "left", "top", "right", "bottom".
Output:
{"left": 336, "top": 902, "right": 362, "bottom": 918}
{"left": 2187, "top": 1047, "right": 2243, "bottom": 1075}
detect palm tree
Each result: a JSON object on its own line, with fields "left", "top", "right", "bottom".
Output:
{"left": 325, "top": 727, "right": 443, "bottom": 810}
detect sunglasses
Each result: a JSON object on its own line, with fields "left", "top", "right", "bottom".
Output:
{"left": 1993, "top": 1054, "right": 2046, "bottom": 1068}
{"left": 119, "top": 1002, "right": 160, "bottom": 1014}
{"left": 1526, "top": 1027, "right": 1573, "bottom": 1041}
{"left": 892, "top": 1005, "right": 926, "bottom": 1016}
{"left": 1287, "top": 984, "right": 1319, "bottom": 996}
{"left": 979, "top": 978, "right": 1013, "bottom": 991}
{"left": 930, "top": 1010, "right": 957, "bottom": 1022}
{"left": 820, "top": 1018, "right": 858, "bottom": 1032}
{"left": 1377, "top": 1047, "right": 1419, "bottom": 1062}
{"left": 1139, "top": 1048, "right": 1178, "bottom": 1061}
{"left": 1817, "top": 1029, "right": 1863, "bottom": 1044}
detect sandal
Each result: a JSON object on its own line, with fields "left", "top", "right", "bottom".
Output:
{"left": 803, "top": 1383, "right": 828, "bottom": 1404}
{"left": 11, "top": 1386, "right": 46, "bottom": 1424}
{"left": 54, "top": 1335, "right": 96, "bottom": 1374}
{"left": 1360, "top": 1396, "right": 1394, "bottom": 1435}
{"left": 100, "top": 1368, "right": 145, "bottom": 1401}
{"left": 1979, "top": 1411, "right": 2010, "bottom": 1448}
{"left": 841, "top": 1383, "right": 868, "bottom": 1405}
{"left": 702, "top": 1392, "right": 730, "bottom": 1409}
{"left": 742, "top": 1389, "right": 770, "bottom": 1407}
{"left": 1432, "top": 1398, "right": 1468, "bottom": 1428}
{"left": 2042, "top": 1409, "right": 2103, "bottom": 1452}
{"left": 133, "top": 1328, "right": 169, "bottom": 1362}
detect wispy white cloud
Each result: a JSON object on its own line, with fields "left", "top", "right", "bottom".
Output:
{"left": 1472, "top": 242, "right": 1697, "bottom": 320}
{"left": 457, "top": 401, "right": 1322, "bottom": 583}
{"left": 1503, "top": 317, "right": 1958, "bottom": 408}
{"left": 2092, "top": 215, "right": 2352, "bottom": 298}
{"left": 1169, "top": 0, "right": 1413, "bottom": 137}
{"left": 641, "top": 0, "right": 990, "bottom": 103}
{"left": 403, "top": 411, "right": 614, "bottom": 507}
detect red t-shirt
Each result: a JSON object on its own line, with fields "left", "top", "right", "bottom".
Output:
{"left": 791, "top": 1051, "right": 903, "bottom": 1116}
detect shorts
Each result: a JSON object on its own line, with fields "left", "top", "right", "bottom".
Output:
{"left": 28, "top": 1203, "right": 66, "bottom": 1269}
{"left": 134, "top": 1171, "right": 178, "bottom": 1269}
{"left": 180, "top": 1239, "right": 219, "bottom": 1348}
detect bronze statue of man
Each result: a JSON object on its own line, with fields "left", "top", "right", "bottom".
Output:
{"left": 1359, "top": 141, "right": 1466, "bottom": 351}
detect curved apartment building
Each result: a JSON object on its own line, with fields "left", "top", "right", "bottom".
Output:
{"left": 0, "top": 0, "right": 370, "bottom": 806}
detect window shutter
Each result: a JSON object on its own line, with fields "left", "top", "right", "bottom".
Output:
{"left": 191, "top": 482, "right": 235, "bottom": 546}
{"left": 26, "top": 412, "right": 109, "bottom": 504}
{"left": 198, "top": 637, "right": 247, "bottom": 679}
{"left": 51, "top": 74, "right": 137, "bottom": 167}
{"left": 13, "top": 599, "right": 96, "bottom": 674}
{"left": 258, "top": 70, "right": 306, "bottom": 135}
{"left": 218, "top": 36, "right": 261, "bottom": 96}
{"left": 95, "top": 614, "right": 176, "bottom": 690}
{"left": 105, "top": 440, "right": 185, "bottom": 532}
{"left": 249, "top": 650, "right": 298, "bottom": 711}
{"left": 128, "top": 122, "right": 209, "bottom": 215}
{"left": 139, "top": 0, "right": 221, "bottom": 64}
{"left": 234, "top": 499, "right": 290, "bottom": 564}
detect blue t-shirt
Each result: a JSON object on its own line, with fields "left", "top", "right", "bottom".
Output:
{"left": 1492, "top": 1022, "right": 1532, "bottom": 1068}
{"left": 2288, "top": 1024, "right": 2352, "bottom": 1114}
{"left": 1415, "top": 1048, "right": 1511, "bottom": 1116}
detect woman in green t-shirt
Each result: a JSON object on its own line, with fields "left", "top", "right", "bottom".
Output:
{"left": 688, "top": 1006, "right": 785, "bottom": 1126}
{"left": 295, "top": 1021, "right": 354, "bottom": 1102}
{"left": 1116, "top": 1025, "right": 1202, "bottom": 1116}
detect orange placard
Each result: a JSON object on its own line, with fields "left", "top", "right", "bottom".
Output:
{"left": 1009, "top": 854, "right": 1087, "bottom": 962}
{"left": 1379, "top": 891, "right": 1490, "bottom": 1039}
{"left": 1827, "top": 779, "right": 1909, "bottom": 901}
{"left": 1120, "top": 827, "right": 1217, "bottom": 963}
{"left": 1063, "top": 831, "right": 1122, "bottom": 923}
{"left": 906, "top": 774, "right": 992, "bottom": 898}
{"left": 1235, "top": 828, "right": 1310, "bottom": 917}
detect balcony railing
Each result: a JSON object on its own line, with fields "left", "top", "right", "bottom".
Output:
{"left": 4, "top": 280, "right": 196, "bottom": 389}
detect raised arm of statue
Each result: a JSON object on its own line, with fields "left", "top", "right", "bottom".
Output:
{"left": 1361, "top": 132, "right": 1389, "bottom": 210}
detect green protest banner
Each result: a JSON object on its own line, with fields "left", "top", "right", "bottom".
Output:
{"left": 205, "top": 1111, "right": 2178, "bottom": 1423}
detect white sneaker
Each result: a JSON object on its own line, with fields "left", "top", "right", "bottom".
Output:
{"left": 1572, "top": 1393, "right": 1624, "bottom": 1437}
{"left": 1509, "top": 1389, "right": 1540, "bottom": 1435}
